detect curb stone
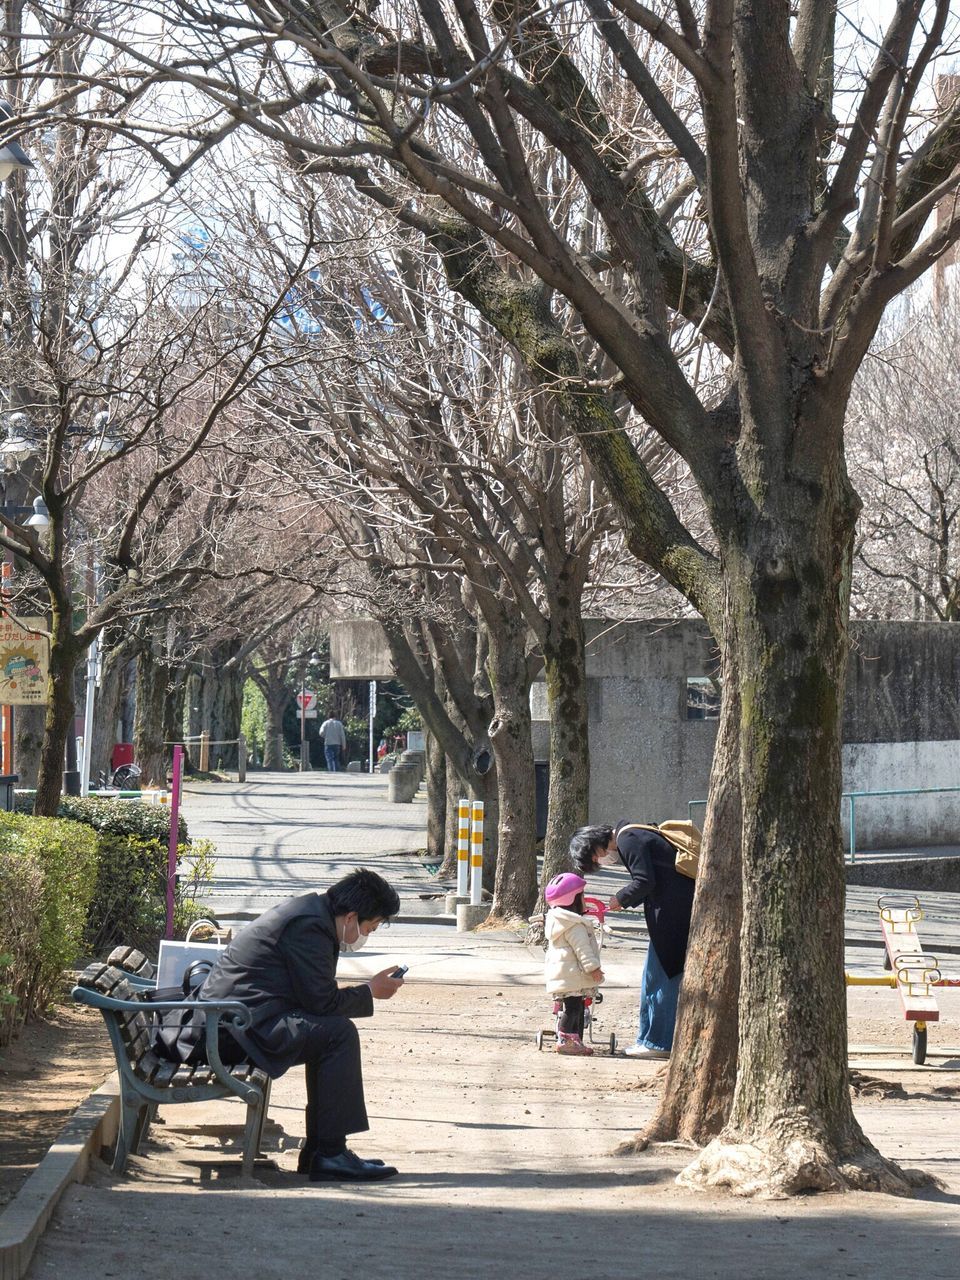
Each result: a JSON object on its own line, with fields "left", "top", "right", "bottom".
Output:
{"left": 0, "top": 1076, "right": 119, "bottom": 1280}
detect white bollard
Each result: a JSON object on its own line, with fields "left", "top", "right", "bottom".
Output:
{"left": 457, "top": 798, "right": 470, "bottom": 899}
{"left": 470, "top": 800, "right": 484, "bottom": 905}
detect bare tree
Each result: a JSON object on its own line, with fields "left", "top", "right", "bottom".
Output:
{"left": 849, "top": 292, "right": 960, "bottom": 620}
{"left": 31, "top": 0, "right": 960, "bottom": 1194}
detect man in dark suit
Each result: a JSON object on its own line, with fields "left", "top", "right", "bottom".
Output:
{"left": 201, "top": 867, "right": 404, "bottom": 1181}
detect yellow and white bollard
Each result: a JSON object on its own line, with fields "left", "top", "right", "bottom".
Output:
{"left": 470, "top": 800, "right": 484, "bottom": 905}
{"left": 457, "top": 798, "right": 470, "bottom": 900}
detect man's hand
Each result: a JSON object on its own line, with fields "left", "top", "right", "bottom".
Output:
{"left": 368, "top": 968, "right": 405, "bottom": 1000}
{"left": 607, "top": 896, "right": 621, "bottom": 911}
{"left": 590, "top": 968, "right": 605, "bottom": 984}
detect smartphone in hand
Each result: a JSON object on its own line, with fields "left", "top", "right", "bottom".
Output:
{"left": 390, "top": 965, "right": 409, "bottom": 979}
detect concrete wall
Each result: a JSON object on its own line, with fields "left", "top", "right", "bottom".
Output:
{"left": 840, "top": 623, "right": 960, "bottom": 848}
{"left": 842, "top": 741, "right": 960, "bottom": 849}
{"left": 533, "top": 620, "right": 960, "bottom": 845}
{"left": 329, "top": 620, "right": 395, "bottom": 680}
{"left": 531, "top": 619, "right": 720, "bottom": 824}
{"left": 331, "top": 615, "right": 960, "bottom": 849}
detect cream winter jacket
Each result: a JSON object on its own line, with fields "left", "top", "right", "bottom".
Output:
{"left": 544, "top": 906, "right": 603, "bottom": 997}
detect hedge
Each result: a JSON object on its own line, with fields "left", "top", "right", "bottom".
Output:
{"left": 0, "top": 800, "right": 214, "bottom": 1049}
{"left": 0, "top": 813, "right": 99, "bottom": 1048}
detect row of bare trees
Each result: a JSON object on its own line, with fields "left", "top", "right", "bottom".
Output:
{"left": 5, "top": 0, "right": 960, "bottom": 1201}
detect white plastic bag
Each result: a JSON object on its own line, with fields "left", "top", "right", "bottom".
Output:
{"left": 156, "top": 918, "right": 227, "bottom": 988}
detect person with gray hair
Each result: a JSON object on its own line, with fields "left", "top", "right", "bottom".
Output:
{"left": 318, "top": 712, "right": 347, "bottom": 771}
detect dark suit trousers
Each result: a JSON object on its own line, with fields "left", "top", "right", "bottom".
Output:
{"left": 253, "top": 1011, "right": 368, "bottom": 1142}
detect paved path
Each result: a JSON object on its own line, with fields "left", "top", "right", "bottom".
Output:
{"left": 179, "top": 772, "right": 960, "bottom": 959}
{"left": 180, "top": 772, "right": 434, "bottom": 919}
{"left": 26, "top": 929, "right": 960, "bottom": 1280}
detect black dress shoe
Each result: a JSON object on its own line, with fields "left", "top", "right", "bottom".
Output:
{"left": 298, "top": 1145, "right": 385, "bottom": 1174}
{"left": 309, "top": 1149, "right": 398, "bottom": 1182}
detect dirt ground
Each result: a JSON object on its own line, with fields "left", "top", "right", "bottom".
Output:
{"left": 0, "top": 992, "right": 114, "bottom": 1208}
{"left": 17, "top": 948, "right": 960, "bottom": 1280}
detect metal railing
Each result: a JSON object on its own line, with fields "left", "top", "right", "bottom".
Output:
{"left": 842, "top": 787, "right": 960, "bottom": 861}
{"left": 688, "top": 786, "right": 960, "bottom": 862}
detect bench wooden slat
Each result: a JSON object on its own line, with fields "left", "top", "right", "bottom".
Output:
{"left": 107, "top": 946, "right": 155, "bottom": 979}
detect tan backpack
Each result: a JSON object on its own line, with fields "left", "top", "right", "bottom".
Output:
{"left": 620, "top": 821, "right": 702, "bottom": 880}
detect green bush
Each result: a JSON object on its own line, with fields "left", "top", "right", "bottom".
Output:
{"left": 0, "top": 813, "right": 98, "bottom": 1047}
{"left": 15, "top": 793, "right": 188, "bottom": 843}
{"left": 57, "top": 795, "right": 188, "bottom": 843}
{"left": 82, "top": 831, "right": 217, "bottom": 957}
{"left": 83, "top": 834, "right": 168, "bottom": 955}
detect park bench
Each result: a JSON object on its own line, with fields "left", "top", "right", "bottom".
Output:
{"left": 72, "top": 946, "right": 271, "bottom": 1177}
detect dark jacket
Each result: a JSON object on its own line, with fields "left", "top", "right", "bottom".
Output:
{"left": 613, "top": 826, "right": 695, "bottom": 979}
{"left": 200, "top": 891, "right": 373, "bottom": 1075}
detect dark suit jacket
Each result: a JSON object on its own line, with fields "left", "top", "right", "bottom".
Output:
{"left": 200, "top": 891, "right": 373, "bottom": 1075}
{"left": 613, "top": 826, "right": 695, "bottom": 979}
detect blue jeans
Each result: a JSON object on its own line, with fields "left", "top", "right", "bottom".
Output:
{"left": 324, "top": 745, "right": 341, "bottom": 772}
{"left": 635, "top": 941, "right": 682, "bottom": 1052}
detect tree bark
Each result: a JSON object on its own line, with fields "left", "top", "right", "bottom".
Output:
{"left": 626, "top": 648, "right": 743, "bottom": 1148}
{"left": 90, "top": 637, "right": 135, "bottom": 782}
{"left": 439, "top": 763, "right": 461, "bottom": 879}
{"left": 484, "top": 608, "right": 537, "bottom": 922}
{"left": 263, "top": 678, "right": 292, "bottom": 769}
{"left": 679, "top": 461, "right": 915, "bottom": 1195}
{"left": 13, "top": 704, "right": 44, "bottom": 791}
{"left": 539, "top": 600, "right": 590, "bottom": 891}
{"left": 133, "top": 642, "right": 169, "bottom": 788}
{"left": 34, "top": 608, "right": 80, "bottom": 816}
{"left": 424, "top": 729, "right": 446, "bottom": 864}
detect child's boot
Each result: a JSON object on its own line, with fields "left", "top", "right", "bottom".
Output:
{"left": 556, "top": 1032, "right": 593, "bottom": 1056}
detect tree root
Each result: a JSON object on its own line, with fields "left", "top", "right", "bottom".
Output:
{"left": 613, "top": 1133, "right": 650, "bottom": 1155}
{"left": 676, "top": 1131, "right": 940, "bottom": 1199}
{"left": 475, "top": 912, "right": 527, "bottom": 933}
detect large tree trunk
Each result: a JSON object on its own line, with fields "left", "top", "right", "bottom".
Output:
{"left": 424, "top": 729, "right": 446, "bottom": 863}
{"left": 680, "top": 465, "right": 915, "bottom": 1196}
{"left": 626, "top": 648, "right": 743, "bottom": 1148}
{"left": 13, "top": 704, "right": 44, "bottom": 791}
{"left": 262, "top": 676, "right": 291, "bottom": 769}
{"left": 185, "top": 642, "right": 243, "bottom": 770}
{"left": 203, "top": 641, "right": 244, "bottom": 769}
{"left": 35, "top": 609, "right": 80, "bottom": 817}
{"left": 90, "top": 638, "right": 134, "bottom": 782}
{"left": 539, "top": 601, "right": 590, "bottom": 891}
{"left": 133, "top": 643, "right": 169, "bottom": 788}
{"left": 439, "top": 763, "right": 461, "bottom": 879}
{"left": 484, "top": 611, "right": 537, "bottom": 922}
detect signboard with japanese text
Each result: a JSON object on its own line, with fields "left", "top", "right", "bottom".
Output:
{"left": 0, "top": 615, "right": 49, "bottom": 704}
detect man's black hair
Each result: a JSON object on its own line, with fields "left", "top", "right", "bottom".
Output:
{"left": 568, "top": 824, "right": 614, "bottom": 877}
{"left": 328, "top": 868, "right": 401, "bottom": 922}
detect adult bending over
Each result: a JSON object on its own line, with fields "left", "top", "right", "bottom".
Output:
{"left": 201, "top": 868, "right": 404, "bottom": 1181}
{"left": 570, "top": 822, "right": 694, "bottom": 1060}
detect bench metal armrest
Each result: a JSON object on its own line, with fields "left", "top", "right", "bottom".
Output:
{"left": 72, "top": 985, "right": 254, "bottom": 1032}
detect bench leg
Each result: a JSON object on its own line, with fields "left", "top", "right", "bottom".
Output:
{"left": 240, "top": 1079, "right": 272, "bottom": 1177}
{"left": 252, "top": 1078, "right": 272, "bottom": 1156}
{"left": 113, "top": 1094, "right": 149, "bottom": 1173}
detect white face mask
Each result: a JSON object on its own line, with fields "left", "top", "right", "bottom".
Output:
{"left": 598, "top": 850, "right": 620, "bottom": 868}
{"left": 339, "top": 916, "right": 368, "bottom": 952}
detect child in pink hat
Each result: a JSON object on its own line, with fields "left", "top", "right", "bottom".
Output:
{"left": 543, "top": 873, "right": 605, "bottom": 1056}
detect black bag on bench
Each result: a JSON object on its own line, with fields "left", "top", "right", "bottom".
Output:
{"left": 145, "top": 959, "right": 213, "bottom": 1066}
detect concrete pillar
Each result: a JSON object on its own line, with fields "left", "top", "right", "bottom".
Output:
{"left": 457, "top": 902, "right": 492, "bottom": 930}
{"left": 387, "top": 763, "right": 419, "bottom": 802}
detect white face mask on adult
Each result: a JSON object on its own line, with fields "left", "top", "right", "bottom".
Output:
{"left": 597, "top": 850, "right": 621, "bottom": 868}
{"left": 339, "top": 916, "right": 368, "bottom": 952}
